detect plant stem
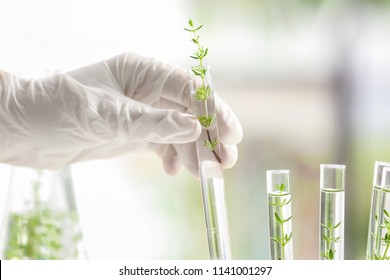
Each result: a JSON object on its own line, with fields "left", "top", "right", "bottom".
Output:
{"left": 383, "top": 241, "right": 390, "bottom": 259}
{"left": 201, "top": 69, "right": 221, "bottom": 164}
{"left": 381, "top": 215, "right": 390, "bottom": 259}
{"left": 325, "top": 226, "right": 333, "bottom": 260}
{"left": 269, "top": 190, "right": 292, "bottom": 260}
{"left": 278, "top": 207, "right": 286, "bottom": 260}
{"left": 207, "top": 130, "right": 222, "bottom": 164}
{"left": 321, "top": 195, "right": 340, "bottom": 260}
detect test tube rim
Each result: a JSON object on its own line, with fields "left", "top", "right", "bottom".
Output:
{"left": 320, "top": 164, "right": 346, "bottom": 170}
{"left": 266, "top": 169, "right": 290, "bottom": 174}
{"left": 374, "top": 161, "right": 390, "bottom": 186}
{"left": 266, "top": 169, "right": 291, "bottom": 194}
{"left": 381, "top": 166, "right": 390, "bottom": 189}
{"left": 320, "top": 164, "right": 346, "bottom": 191}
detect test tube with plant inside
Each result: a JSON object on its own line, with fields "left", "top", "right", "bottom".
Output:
{"left": 319, "top": 164, "right": 346, "bottom": 260}
{"left": 185, "top": 19, "right": 231, "bottom": 260}
{"left": 366, "top": 161, "right": 390, "bottom": 260}
{"left": 266, "top": 170, "right": 293, "bottom": 260}
{"left": 369, "top": 166, "right": 390, "bottom": 260}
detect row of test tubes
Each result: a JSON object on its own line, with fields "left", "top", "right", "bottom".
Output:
{"left": 266, "top": 161, "right": 390, "bottom": 260}
{"left": 188, "top": 66, "right": 389, "bottom": 260}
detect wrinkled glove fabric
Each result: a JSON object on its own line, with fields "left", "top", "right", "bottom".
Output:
{"left": 0, "top": 53, "right": 242, "bottom": 176}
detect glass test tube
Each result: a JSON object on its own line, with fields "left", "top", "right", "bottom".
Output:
{"left": 266, "top": 170, "right": 293, "bottom": 260}
{"left": 366, "top": 161, "right": 390, "bottom": 260}
{"left": 319, "top": 164, "right": 346, "bottom": 260}
{"left": 376, "top": 167, "right": 390, "bottom": 260}
{"left": 189, "top": 66, "right": 231, "bottom": 260}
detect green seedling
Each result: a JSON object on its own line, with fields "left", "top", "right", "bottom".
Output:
{"left": 4, "top": 173, "right": 81, "bottom": 259}
{"left": 185, "top": 19, "right": 221, "bottom": 164}
{"left": 321, "top": 221, "right": 341, "bottom": 260}
{"left": 374, "top": 209, "right": 390, "bottom": 260}
{"left": 269, "top": 183, "right": 293, "bottom": 260}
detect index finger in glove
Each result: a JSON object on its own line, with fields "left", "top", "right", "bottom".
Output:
{"left": 105, "top": 53, "right": 191, "bottom": 109}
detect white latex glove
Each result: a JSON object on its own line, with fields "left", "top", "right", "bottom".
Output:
{"left": 0, "top": 52, "right": 242, "bottom": 177}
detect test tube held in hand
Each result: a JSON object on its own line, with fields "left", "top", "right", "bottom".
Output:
{"left": 189, "top": 66, "right": 232, "bottom": 260}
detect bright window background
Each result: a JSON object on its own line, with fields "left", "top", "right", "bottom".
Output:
{"left": 1, "top": 0, "right": 390, "bottom": 259}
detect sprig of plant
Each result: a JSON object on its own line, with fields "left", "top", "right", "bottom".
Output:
{"left": 374, "top": 209, "right": 390, "bottom": 260}
{"left": 269, "top": 184, "right": 291, "bottom": 207}
{"left": 276, "top": 183, "right": 285, "bottom": 193}
{"left": 5, "top": 173, "right": 81, "bottom": 260}
{"left": 270, "top": 212, "right": 293, "bottom": 246}
{"left": 269, "top": 183, "right": 292, "bottom": 260}
{"left": 185, "top": 19, "right": 221, "bottom": 164}
{"left": 184, "top": 19, "right": 208, "bottom": 67}
{"left": 320, "top": 221, "right": 341, "bottom": 260}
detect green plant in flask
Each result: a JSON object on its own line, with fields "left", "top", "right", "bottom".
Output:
{"left": 0, "top": 167, "right": 86, "bottom": 260}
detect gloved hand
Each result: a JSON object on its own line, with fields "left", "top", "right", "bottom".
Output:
{"left": 0, "top": 52, "right": 243, "bottom": 177}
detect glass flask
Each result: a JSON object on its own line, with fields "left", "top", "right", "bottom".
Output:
{"left": 0, "top": 166, "right": 86, "bottom": 259}
{"left": 188, "top": 65, "right": 232, "bottom": 260}
{"left": 266, "top": 170, "right": 294, "bottom": 260}
{"left": 319, "top": 164, "right": 346, "bottom": 260}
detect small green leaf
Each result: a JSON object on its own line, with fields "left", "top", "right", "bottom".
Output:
{"left": 203, "top": 47, "right": 208, "bottom": 57}
{"left": 194, "top": 24, "right": 203, "bottom": 31}
{"left": 191, "top": 66, "right": 208, "bottom": 76}
{"left": 190, "top": 55, "right": 200, "bottom": 60}
{"left": 275, "top": 183, "right": 285, "bottom": 193}
{"left": 203, "top": 138, "right": 219, "bottom": 150}
{"left": 333, "top": 221, "right": 342, "bottom": 229}
{"left": 285, "top": 232, "right": 293, "bottom": 242}
{"left": 270, "top": 236, "right": 282, "bottom": 245}
{"left": 328, "top": 249, "right": 334, "bottom": 260}
{"left": 384, "top": 209, "right": 390, "bottom": 218}
{"left": 274, "top": 212, "right": 282, "bottom": 224}
{"left": 322, "top": 233, "right": 332, "bottom": 243}
{"left": 184, "top": 19, "right": 199, "bottom": 32}
{"left": 194, "top": 85, "right": 211, "bottom": 100}
{"left": 333, "top": 236, "right": 341, "bottom": 243}
{"left": 190, "top": 68, "right": 201, "bottom": 75}
{"left": 198, "top": 114, "right": 215, "bottom": 128}
{"left": 268, "top": 201, "right": 278, "bottom": 207}
{"left": 283, "top": 198, "right": 292, "bottom": 206}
